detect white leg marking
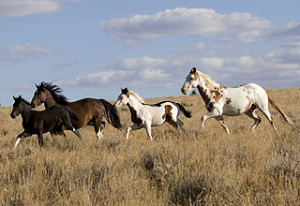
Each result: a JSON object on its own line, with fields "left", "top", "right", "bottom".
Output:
{"left": 126, "top": 127, "right": 131, "bottom": 139}
{"left": 14, "top": 138, "right": 21, "bottom": 149}
{"left": 97, "top": 129, "right": 103, "bottom": 140}
{"left": 145, "top": 121, "right": 153, "bottom": 140}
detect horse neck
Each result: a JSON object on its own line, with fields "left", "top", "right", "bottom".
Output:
{"left": 196, "top": 77, "right": 220, "bottom": 105}
{"left": 197, "top": 85, "right": 211, "bottom": 105}
{"left": 127, "top": 95, "right": 143, "bottom": 112}
{"left": 21, "top": 105, "right": 33, "bottom": 123}
{"left": 44, "top": 90, "right": 57, "bottom": 108}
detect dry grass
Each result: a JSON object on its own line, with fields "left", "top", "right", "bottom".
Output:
{"left": 0, "top": 88, "right": 299, "bottom": 205}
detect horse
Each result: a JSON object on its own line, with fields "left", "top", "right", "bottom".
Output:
{"left": 114, "top": 88, "right": 192, "bottom": 140}
{"left": 181, "top": 67, "right": 293, "bottom": 134}
{"left": 30, "top": 82, "right": 122, "bottom": 139}
{"left": 11, "top": 96, "right": 80, "bottom": 148}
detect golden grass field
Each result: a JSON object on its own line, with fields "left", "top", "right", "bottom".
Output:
{"left": 0, "top": 88, "right": 299, "bottom": 205}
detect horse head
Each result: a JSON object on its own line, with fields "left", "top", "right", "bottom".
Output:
{"left": 114, "top": 88, "right": 130, "bottom": 109}
{"left": 181, "top": 67, "right": 200, "bottom": 95}
{"left": 31, "top": 82, "right": 47, "bottom": 108}
{"left": 11, "top": 96, "right": 30, "bottom": 118}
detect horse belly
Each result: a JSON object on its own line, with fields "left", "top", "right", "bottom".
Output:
{"left": 150, "top": 107, "right": 166, "bottom": 126}
{"left": 222, "top": 95, "right": 253, "bottom": 116}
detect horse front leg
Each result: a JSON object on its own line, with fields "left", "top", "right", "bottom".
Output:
{"left": 145, "top": 121, "right": 153, "bottom": 140}
{"left": 126, "top": 124, "right": 142, "bottom": 140}
{"left": 201, "top": 109, "right": 221, "bottom": 129}
{"left": 14, "top": 131, "right": 31, "bottom": 149}
{"left": 37, "top": 131, "right": 44, "bottom": 147}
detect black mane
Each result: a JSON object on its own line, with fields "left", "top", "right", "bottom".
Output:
{"left": 14, "top": 96, "right": 31, "bottom": 106}
{"left": 38, "top": 82, "right": 69, "bottom": 105}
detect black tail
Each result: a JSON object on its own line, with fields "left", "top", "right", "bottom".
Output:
{"left": 99, "top": 99, "right": 122, "bottom": 129}
{"left": 63, "top": 106, "right": 79, "bottom": 121}
{"left": 176, "top": 103, "right": 192, "bottom": 118}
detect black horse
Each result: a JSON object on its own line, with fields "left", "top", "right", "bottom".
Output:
{"left": 11, "top": 96, "right": 81, "bottom": 148}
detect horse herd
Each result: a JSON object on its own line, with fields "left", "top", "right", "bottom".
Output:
{"left": 10, "top": 67, "right": 293, "bottom": 149}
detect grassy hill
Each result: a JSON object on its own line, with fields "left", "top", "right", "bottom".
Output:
{"left": 0, "top": 88, "right": 299, "bottom": 205}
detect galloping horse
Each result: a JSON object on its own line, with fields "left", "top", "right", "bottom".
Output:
{"left": 114, "top": 88, "right": 192, "bottom": 140}
{"left": 181, "top": 67, "right": 293, "bottom": 134}
{"left": 11, "top": 96, "right": 80, "bottom": 148}
{"left": 31, "top": 82, "right": 122, "bottom": 139}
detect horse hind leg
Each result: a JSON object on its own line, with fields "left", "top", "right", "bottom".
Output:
{"left": 93, "top": 115, "right": 105, "bottom": 140}
{"left": 255, "top": 104, "right": 277, "bottom": 132}
{"left": 245, "top": 106, "right": 261, "bottom": 131}
{"left": 62, "top": 115, "right": 82, "bottom": 140}
{"left": 167, "top": 108, "right": 184, "bottom": 129}
{"left": 215, "top": 116, "right": 230, "bottom": 134}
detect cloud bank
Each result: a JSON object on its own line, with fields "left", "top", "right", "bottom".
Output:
{"left": 102, "top": 8, "right": 274, "bottom": 43}
{"left": 0, "top": 43, "right": 52, "bottom": 66}
{"left": 0, "top": 0, "right": 82, "bottom": 17}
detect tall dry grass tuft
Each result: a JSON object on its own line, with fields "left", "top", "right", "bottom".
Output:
{"left": 0, "top": 88, "right": 299, "bottom": 205}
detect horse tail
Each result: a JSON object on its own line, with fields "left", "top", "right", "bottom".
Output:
{"left": 99, "top": 99, "right": 122, "bottom": 129}
{"left": 175, "top": 103, "right": 192, "bottom": 118}
{"left": 266, "top": 90, "right": 293, "bottom": 125}
{"left": 62, "top": 106, "right": 79, "bottom": 121}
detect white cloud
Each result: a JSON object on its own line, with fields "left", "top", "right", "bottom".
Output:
{"left": 0, "top": 0, "right": 82, "bottom": 17}
{"left": 102, "top": 8, "right": 274, "bottom": 43}
{"left": 271, "top": 22, "right": 300, "bottom": 41}
{"left": 121, "top": 56, "right": 166, "bottom": 69}
{"left": 200, "top": 57, "right": 224, "bottom": 68}
{"left": 139, "top": 68, "right": 170, "bottom": 80}
{"left": 6, "top": 43, "right": 53, "bottom": 54}
{"left": 0, "top": 43, "right": 53, "bottom": 67}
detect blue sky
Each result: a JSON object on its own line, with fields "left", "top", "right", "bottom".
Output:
{"left": 1, "top": 0, "right": 300, "bottom": 106}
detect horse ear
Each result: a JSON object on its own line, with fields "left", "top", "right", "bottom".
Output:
{"left": 191, "top": 67, "right": 197, "bottom": 74}
{"left": 121, "top": 87, "right": 129, "bottom": 94}
{"left": 35, "top": 83, "right": 38, "bottom": 88}
{"left": 13, "top": 96, "right": 16, "bottom": 100}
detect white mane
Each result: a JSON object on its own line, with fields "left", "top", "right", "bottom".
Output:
{"left": 128, "top": 91, "right": 145, "bottom": 104}
{"left": 197, "top": 71, "right": 221, "bottom": 89}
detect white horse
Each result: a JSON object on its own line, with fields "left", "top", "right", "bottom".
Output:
{"left": 114, "top": 88, "right": 192, "bottom": 140}
{"left": 181, "top": 67, "right": 293, "bottom": 134}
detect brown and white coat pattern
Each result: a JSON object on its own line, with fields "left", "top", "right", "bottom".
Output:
{"left": 181, "top": 67, "right": 293, "bottom": 134}
{"left": 114, "top": 88, "right": 191, "bottom": 140}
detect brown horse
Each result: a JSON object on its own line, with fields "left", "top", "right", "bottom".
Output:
{"left": 31, "top": 82, "right": 122, "bottom": 139}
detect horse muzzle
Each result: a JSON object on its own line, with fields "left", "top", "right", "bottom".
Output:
{"left": 181, "top": 87, "right": 188, "bottom": 95}
{"left": 30, "top": 102, "right": 36, "bottom": 108}
{"left": 10, "top": 112, "right": 16, "bottom": 119}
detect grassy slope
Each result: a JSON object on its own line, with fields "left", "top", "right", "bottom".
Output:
{"left": 0, "top": 88, "right": 299, "bottom": 205}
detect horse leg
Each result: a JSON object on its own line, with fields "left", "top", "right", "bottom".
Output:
{"left": 93, "top": 115, "right": 105, "bottom": 140}
{"left": 201, "top": 109, "right": 221, "bottom": 129}
{"left": 255, "top": 103, "right": 277, "bottom": 132}
{"left": 145, "top": 121, "right": 153, "bottom": 140}
{"left": 215, "top": 116, "right": 230, "bottom": 134}
{"left": 245, "top": 106, "right": 261, "bottom": 131}
{"left": 126, "top": 124, "right": 142, "bottom": 140}
{"left": 14, "top": 131, "right": 31, "bottom": 149}
{"left": 50, "top": 124, "right": 66, "bottom": 137}
{"left": 62, "top": 116, "right": 82, "bottom": 140}
{"left": 37, "top": 131, "right": 44, "bottom": 146}
{"left": 168, "top": 120, "right": 179, "bottom": 128}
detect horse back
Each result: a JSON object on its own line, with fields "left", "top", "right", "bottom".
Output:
{"left": 63, "top": 98, "right": 105, "bottom": 128}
